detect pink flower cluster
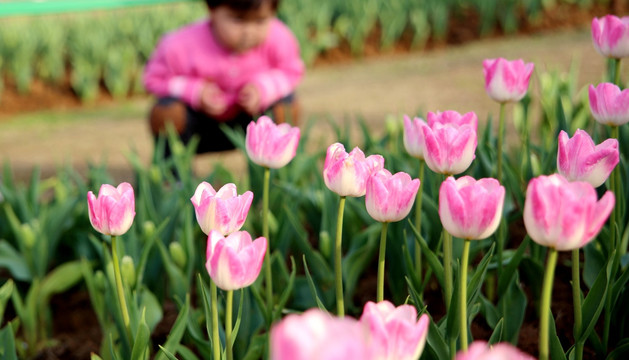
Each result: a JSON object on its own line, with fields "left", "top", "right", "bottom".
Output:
{"left": 271, "top": 301, "right": 429, "bottom": 360}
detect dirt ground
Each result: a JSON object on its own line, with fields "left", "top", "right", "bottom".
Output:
{"left": 0, "top": 26, "right": 610, "bottom": 183}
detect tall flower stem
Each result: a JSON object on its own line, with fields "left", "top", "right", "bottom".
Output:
{"left": 414, "top": 160, "right": 426, "bottom": 282}
{"left": 262, "top": 167, "right": 273, "bottom": 318}
{"left": 443, "top": 230, "right": 453, "bottom": 311}
{"left": 459, "top": 239, "right": 471, "bottom": 351}
{"left": 211, "top": 281, "right": 221, "bottom": 360}
{"left": 111, "top": 235, "right": 131, "bottom": 343}
{"left": 226, "top": 290, "right": 234, "bottom": 360}
{"left": 497, "top": 102, "right": 506, "bottom": 184}
{"left": 540, "top": 248, "right": 559, "bottom": 360}
{"left": 335, "top": 196, "right": 347, "bottom": 317}
{"left": 614, "top": 58, "right": 621, "bottom": 86}
{"left": 377, "top": 222, "right": 389, "bottom": 302}
{"left": 572, "top": 249, "right": 584, "bottom": 360}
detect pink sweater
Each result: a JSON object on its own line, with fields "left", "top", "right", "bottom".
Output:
{"left": 143, "top": 18, "right": 304, "bottom": 120}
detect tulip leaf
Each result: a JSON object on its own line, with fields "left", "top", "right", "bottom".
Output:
{"left": 406, "top": 277, "right": 449, "bottom": 360}
{"left": 498, "top": 273, "right": 527, "bottom": 344}
{"left": 158, "top": 345, "right": 180, "bottom": 360}
{"left": 155, "top": 295, "right": 190, "bottom": 360}
{"left": 468, "top": 243, "right": 494, "bottom": 305}
{"left": 196, "top": 274, "right": 215, "bottom": 345}
{"left": 0, "top": 325, "right": 18, "bottom": 360}
{"left": 549, "top": 310, "right": 567, "bottom": 360}
{"left": 273, "top": 256, "right": 296, "bottom": 321}
{"left": 231, "top": 290, "right": 245, "bottom": 347}
{"left": 498, "top": 236, "right": 529, "bottom": 294}
{"left": 606, "top": 338, "right": 629, "bottom": 360}
{"left": 488, "top": 318, "right": 504, "bottom": 345}
{"left": 0, "top": 240, "right": 30, "bottom": 281}
{"left": 241, "top": 334, "right": 268, "bottom": 360}
{"left": 408, "top": 220, "right": 444, "bottom": 288}
{"left": 446, "top": 262, "right": 461, "bottom": 340}
{"left": 130, "top": 309, "right": 150, "bottom": 360}
{"left": 302, "top": 255, "right": 327, "bottom": 311}
{"left": 401, "top": 240, "right": 422, "bottom": 295}
{"left": 577, "top": 253, "right": 613, "bottom": 343}
{"left": 39, "top": 260, "right": 84, "bottom": 304}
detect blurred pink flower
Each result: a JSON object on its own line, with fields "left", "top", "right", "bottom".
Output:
{"left": 87, "top": 182, "right": 135, "bottom": 236}
{"left": 271, "top": 309, "right": 372, "bottom": 360}
{"left": 323, "top": 143, "right": 385, "bottom": 197}
{"left": 591, "top": 15, "right": 629, "bottom": 59}
{"left": 245, "top": 115, "right": 300, "bottom": 168}
{"left": 523, "top": 174, "right": 614, "bottom": 251}
{"left": 427, "top": 110, "right": 478, "bottom": 131}
{"left": 483, "top": 58, "right": 534, "bottom": 103}
{"left": 455, "top": 341, "right": 535, "bottom": 360}
{"left": 366, "top": 169, "right": 420, "bottom": 223}
{"left": 191, "top": 182, "right": 253, "bottom": 236}
{"left": 588, "top": 83, "right": 629, "bottom": 126}
{"left": 360, "top": 301, "right": 429, "bottom": 360}
{"left": 403, "top": 115, "right": 427, "bottom": 159}
{"left": 206, "top": 230, "right": 266, "bottom": 291}
{"left": 439, "top": 176, "right": 505, "bottom": 240}
{"left": 420, "top": 120, "right": 477, "bottom": 175}
{"left": 557, "top": 129, "right": 619, "bottom": 188}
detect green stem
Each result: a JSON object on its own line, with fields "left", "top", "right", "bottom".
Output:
{"left": 460, "top": 240, "right": 470, "bottom": 351}
{"left": 540, "top": 248, "right": 558, "bottom": 360}
{"left": 497, "top": 102, "right": 506, "bottom": 184}
{"left": 572, "top": 249, "right": 583, "bottom": 360}
{"left": 377, "top": 222, "right": 389, "bottom": 302}
{"left": 614, "top": 58, "right": 621, "bottom": 87}
{"left": 211, "top": 281, "right": 221, "bottom": 360}
{"left": 262, "top": 167, "right": 273, "bottom": 319}
{"left": 443, "top": 229, "right": 453, "bottom": 311}
{"left": 111, "top": 235, "right": 131, "bottom": 343}
{"left": 226, "top": 290, "right": 234, "bottom": 360}
{"left": 335, "top": 196, "right": 346, "bottom": 317}
{"left": 414, "top": 160, "right": 425, "bottom": 282}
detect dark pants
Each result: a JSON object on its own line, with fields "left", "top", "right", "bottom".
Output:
{"left": 154, "top": 94, "right": 295, "bottom": 157}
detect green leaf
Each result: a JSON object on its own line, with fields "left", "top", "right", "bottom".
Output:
{"left": 488, "top": 318, "right": 504, "bottom": 345}
{"left": 408, "top": 220, "right": 444, "bottom": 287}
{"left": 0, "top": 325, "right": 18, "bottom": 360}
{"left": 155, "top": 295, "right": 190, "bottom": 360}
{"left": 468, "top": 243, "right": 494, "bottom": 304}
{"left": 40, "top": 260, "right": 84, "bottom": 303}
{"left": 577, "top": 253, "right": 612, "bottom": 343}
{"left": 549, "top": 311, "right": 567, "bottom": 360}
{"left": 302, "top": 255, "right": 327, "bottom": 311}
{"left": 241, "top": 333, "right": 268, "bottom": 360}
{"left": 0, "top": 279, "right": 14, "bottom": 323}
{"left": 498, "top": 237, "right": 529, "bottom": 294}
{"left": 91, "top": 353, "right": 104, "bottom": 360}
{"left": 130, "top": 309, "right": 150, "bottom": 360}
{"left": 0, "top": 240, "right": 31, "bottom": 281}
{"left": 273, "top": 257, "right": 297, "bottom": 321}
{"left": 230, "top": 290, "right": 245, "bottom": 347}
{"left": 158, "top": 345, "right": 180, "bottom": 360}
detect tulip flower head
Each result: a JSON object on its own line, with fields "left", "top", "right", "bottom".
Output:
{"left": 403, "top": 115, "right": 428, "bottom": 159}
{"left": 557, "top": 129, "right": 619, "bottom": 188}
{"left": 245, "top": 115, "right": 300, "bottom": 168}
{"left": 588, "top": 83, "right": 629, "bottom": 126}
{"left": 455, "top": 341, "right": 535, "bottom": 360}
{"left": 191, "top": 182, "right": 253, "bottom": 236}
{"left": 360, "top": 301, "right": 429, "bottom": 360}
{"left": 523, "top": 174, "right": 614, "bottom": 251}
{"left": 87, "top": 182, "right": 136, "bottom": 236}
{"left": 427, "top": 110, "right": 478, "bottom": 130}
{"left": 323, "top": 143, "right": 385, "bottom": 197}
{"left": 591, "top": 15, "right": 629, "bottom": 59}
{"left": 420, "top": 119, "right": 477, "bottom": 175}
{"left": 439, "top": 176, "right": 505, "bottom": 240}
{"left": 483, "top": 58, "right": 534, "bottom": 103}
{"left": 206, "top": 230, "right": 267, "bottom": 291}
{"left": 271, "top": 309, "right": 372, "bottom": 360}
{"left": 366, "top": 169, "right": 420, "bottom": 223}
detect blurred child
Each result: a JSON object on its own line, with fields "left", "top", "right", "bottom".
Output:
{"left": 143, "top": 0, "right": 304, "bottom": 157}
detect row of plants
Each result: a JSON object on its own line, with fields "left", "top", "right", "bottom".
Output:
{"left": 0, "top": 0, "right": 612, "bottom": 103}
{"left": 1, "top": 14, "right": 629, "bottom": 359}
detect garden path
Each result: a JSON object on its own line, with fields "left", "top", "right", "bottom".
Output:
{"left": 0, "top": 27, "right": 608, "bottom": 183}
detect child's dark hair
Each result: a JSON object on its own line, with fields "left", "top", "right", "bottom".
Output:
{"left": 205, "top": 0, "right": 279, "bottom": 12}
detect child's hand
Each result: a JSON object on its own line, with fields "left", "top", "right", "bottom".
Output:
{"left": 200, "top": 82, "right": 227, "bottom": 116}
{"left": 238, "top": 83, "right": 261, "bottom": 115}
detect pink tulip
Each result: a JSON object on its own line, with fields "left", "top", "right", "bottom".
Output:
{"left": 557, "top": 129, "right": 619, "bottom": 188}
{"left": 420, "top": 120, "right": 477, "bottom": 175}
{"left": 455, "top": 341, "right": 535, "bottom": 360}
{"left": 245, "top": 115, "right": 300, "bottom": 168}
{"left": 205, "top": 230, "right": 266, "bottom": 291}
{"left": 87, "top": 182, "right": 136, "bottom": 236}
{"left": 591, "top": 15, "right": 629, "bottom": 59}
{"left": 403, "top": 115, "right": 427, "bottom": 159}
{"left": 427, "top": 110, "right": 478, "bottom": 131}
{"left": 360, "top": 301, "right": 429, "bottom": 360}
{"left": 483, "top": 58, "right": 534, "bottom": 103}
{"left": 523, "top": 174, "right": 614, "bottom": 251}
{"left": 323, "top": 143, "right": 385, "bottom": 197}
{"left": 191, "top": 182, "right": 253, "bottom": 236}
{"left": 366, "top": 169, "right": 420, "bottom": 223}
{"left": 271, "top": 309, "right": 373, "bottom": 360}
{"left": 588, "top": 83, "right": 629, "bottom": 126}
{"left": 439, "top": 176, "right": 505, "bottom": 240}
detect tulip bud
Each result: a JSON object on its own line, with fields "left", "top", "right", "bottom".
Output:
{"left": 121, "top": 256, "right": 136, "bottom": 288}
{"left": 20, "top": 223, "right": 36, "bottom": 249}
{"left": 171, "top": 141, "right": 185, "bottom": 157}
{"left": 149, "top": 165, "right": 161, "bottom": 183}
{"left": 143, "top": 221, "right": 156, "bottom": 240}
{"left": 319, "top": 231, "right": 331, "bottom": 259}
{"left": 87, "top": 182, "right": 136, "bottom": 236}
{"left": 169, "top": 241, "right": 187, "bottom": 270}
{"left": 94, "top": 270, "right": 107, "bottom": 291}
